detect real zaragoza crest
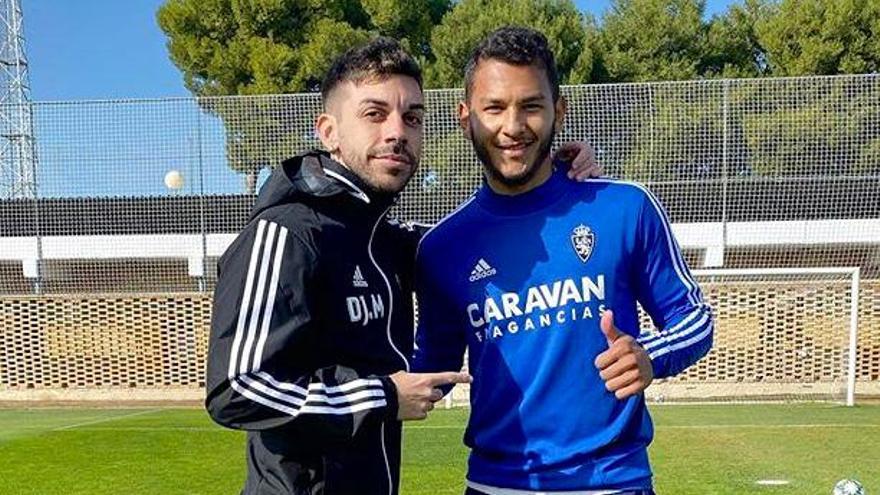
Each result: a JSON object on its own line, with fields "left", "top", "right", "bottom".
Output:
{"left": 571, "top": 224, "right": 595, "bottom": 263}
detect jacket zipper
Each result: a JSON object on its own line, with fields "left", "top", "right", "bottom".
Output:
{"left": 380, "top": 422, "right": 393, "bottom": 495}
{"left": 367, "top": 206, "right": 410, "bottom": 371}
{"left": 369, "top": 208, "right": 404, "bottom": 495}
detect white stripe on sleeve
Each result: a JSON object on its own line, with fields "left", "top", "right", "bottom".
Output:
{"left": 227, "top": 220, "right": 388, "bottom": 418}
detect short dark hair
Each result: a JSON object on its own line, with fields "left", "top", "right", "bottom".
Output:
{"left": 464, "top": 26, "right": 560, "bottom": 102}
{"left": 321, "top": 37, "right": 422, "bottom": 103}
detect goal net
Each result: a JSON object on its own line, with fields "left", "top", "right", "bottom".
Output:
{"left": 645, "top": 267, "right": 861, "bottom": 405}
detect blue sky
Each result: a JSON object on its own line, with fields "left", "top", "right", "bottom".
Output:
{"left": 27, "top": 0, "right": 738, "bottom": 101}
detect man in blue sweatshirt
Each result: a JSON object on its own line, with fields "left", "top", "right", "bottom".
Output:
{"left": 414, "top": 27, "right": 714, "bottom": 494}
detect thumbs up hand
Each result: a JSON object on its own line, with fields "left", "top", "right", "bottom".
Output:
{"left": 594, "top": 310, "right": 654, "bottom": 400}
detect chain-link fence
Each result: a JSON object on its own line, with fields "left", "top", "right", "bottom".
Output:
{"left": 1, "top": 74, "right": 879, "bottom": 401}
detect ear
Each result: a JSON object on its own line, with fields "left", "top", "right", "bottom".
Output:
{"left": 316, "top": 113, "right": 339, "bottom": 153}
{"left": 554, "top": 96, "right": 567, "bottom": 133}
{"left": 458, "top": 101, "right": 472, "bottom": 140}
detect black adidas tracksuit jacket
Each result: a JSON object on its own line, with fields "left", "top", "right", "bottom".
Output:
{"left": 206, "top": 151, "right": 424, "bottom": 495}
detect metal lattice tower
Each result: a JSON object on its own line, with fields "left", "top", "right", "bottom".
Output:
{"left": 0, "top": 0, "right": 36, "bottom": 199}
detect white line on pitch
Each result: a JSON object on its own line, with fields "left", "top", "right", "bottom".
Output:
{"left": 53, "top": 409, "right": 162, "bottom": 431}
{"left": 755, "top": 479, "right": 790, "bottom": 486}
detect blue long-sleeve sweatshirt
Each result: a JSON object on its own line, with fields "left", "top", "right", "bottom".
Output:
{"left": 413, "top": 170, "right": 713, "bottom": 492}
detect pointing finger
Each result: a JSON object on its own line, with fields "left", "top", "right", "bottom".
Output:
{"left": 426, "top": 372, "right": 472, "bottom": 387}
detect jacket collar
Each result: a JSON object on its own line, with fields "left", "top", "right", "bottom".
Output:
{"left": 318, "top": 153, "right": 398, "bottom": 209}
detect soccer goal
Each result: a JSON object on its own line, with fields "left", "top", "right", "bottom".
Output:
{"left": 646, "top": 267, "right": 862, "bottom": 406}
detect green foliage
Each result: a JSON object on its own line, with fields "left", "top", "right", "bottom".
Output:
{"left": 425, "top": 0, "right": 590, "bottom": 88}
{"left": 623, "top": 77, "right": 880, "bottom": 180}
{"left": 593, "top": 0, "right": 880, "bottom": 179}
{"left": 600, "top": 0, "right": 707, "bottom": 82}
{"left": 741, "top": 79, "right": 880, "bottom": 176}
{"left": 361, "top": 0, "right": 443, "bottom": 57}
{"left": 157, "top": 0, "right": 442, "bottom": 95}
{"left": 757, "top": 0, "right": 880, "bottom": 76}
{"left": 567, "top": 18, "right": 604, "bottom": 84}
{"left": 623, "top": 84, "right": 726, "bottom": 181}
{"left": 703, "top": 0, "right": 769, "bottom": 78}
{"left": 859, "top": 138, "right": 880, "bottom": 173}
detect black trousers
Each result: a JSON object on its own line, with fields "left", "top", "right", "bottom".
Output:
{"left": 465, "top": 488, "right": 656, "bottom": 495}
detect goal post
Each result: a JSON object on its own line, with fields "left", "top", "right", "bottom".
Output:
{"left": 646, "top": 266, "right": 862, "bottom": 406}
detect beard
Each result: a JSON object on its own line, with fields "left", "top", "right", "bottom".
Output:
{"left": 338, "top": 140, "right": 418, "bottom": 195}
{"left": 469, "top": 118, "right": 556, "bottom": 188}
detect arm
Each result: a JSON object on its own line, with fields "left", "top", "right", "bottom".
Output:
{"left": 205, "top": 218, "right": 397, "bottom": 442}
{"left": 412, "top": 244, "right": 468, "bottom": 396}
{"left": 633, "top": 190, "right": 714, "bottom": 379}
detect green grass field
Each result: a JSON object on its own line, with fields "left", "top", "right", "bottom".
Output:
{"left": 0, "top": 404, "right": 877, "bottom": 494}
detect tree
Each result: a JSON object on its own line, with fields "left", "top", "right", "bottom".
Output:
{"left": 741, "top": 78, "right": 880, "bottom": 176}
{"left": 425, "top": 0, "right": 591, "bottom": 88}
{"left": 600, "top": 0, "right": 708, "bottom": 82}
{"left": 757, "top": 0, "right": 880, "bottom": 76}
{"left": 703, "top": 0, "right": 770, "bottom": 78}
{"left": 714, "top": 0, "right": 880, "bottom": 177}
{"left": 621, "top": 84, "right": 726, "bottom": 181}
{"left": 568, "top": 17, "right": 605, "bottom": 84}
{"left": 157, "top": 0, "right": 449, "bottom": 192}
{"left": 616, "top": 0, "right": 767, "bottom": 180}
{"left": 580, "top": 0, "right": 712, "bottom": 180}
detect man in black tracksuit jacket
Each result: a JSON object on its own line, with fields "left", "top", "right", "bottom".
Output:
{"left": 207, "top": 150, "right": 427, "bottom": 494}
{"left": 205, "top": 38, "right": 472, "bottom": 495}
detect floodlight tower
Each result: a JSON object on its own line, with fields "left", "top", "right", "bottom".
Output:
{"left": 0, "top": 0, "right": 36, "bottom": 199}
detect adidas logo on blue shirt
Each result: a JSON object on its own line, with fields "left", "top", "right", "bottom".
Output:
{"left": 469, "top": 258, "right": 497, "bottom": 282}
